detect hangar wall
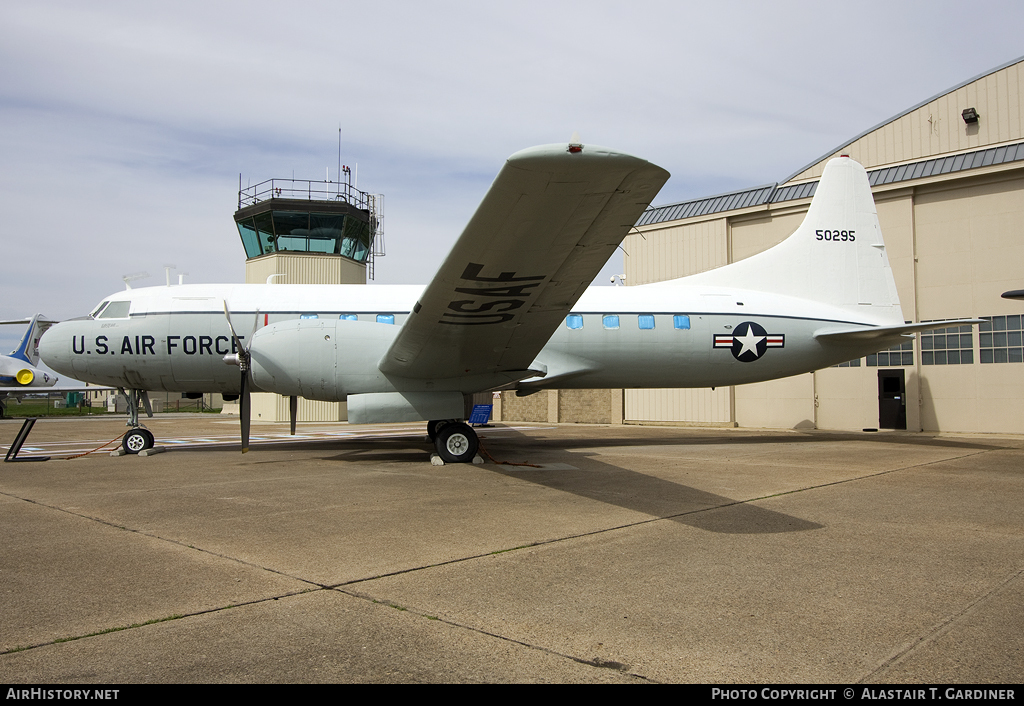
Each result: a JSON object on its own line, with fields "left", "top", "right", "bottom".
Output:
{"left": 620, "top": 57, "right": 1024, "bottom": 435}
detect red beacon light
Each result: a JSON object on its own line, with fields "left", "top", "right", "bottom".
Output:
{"left": 567, "top": 143, "right": 583, "bottom": 153}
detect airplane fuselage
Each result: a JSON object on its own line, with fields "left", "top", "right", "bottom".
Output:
{"left": 40, "top": 282, "right": 888, "bottom": 399}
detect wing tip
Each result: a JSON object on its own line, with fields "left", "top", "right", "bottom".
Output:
{"left": 507, "top": 143, "right": 656, "bottom": 170}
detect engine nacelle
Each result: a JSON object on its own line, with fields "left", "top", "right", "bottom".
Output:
{"left": 347, "top": 391, "right": 465, "bottom": 424}
{"left": 248, "top": 317, "right": 396, "bottom": 400}
{"left": 0, "top": 358, "right": 56, "bottom": 387}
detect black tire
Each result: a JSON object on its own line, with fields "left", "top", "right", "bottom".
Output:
{"left": 426, "top": 419, "right": 449, "bottom": 441}
{"left": 434, "top": 422, "right": 478, "bottom": 464}
{"left": 123, "top": 428, "right": 154, "bottom": 454}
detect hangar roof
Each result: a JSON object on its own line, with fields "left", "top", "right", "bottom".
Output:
{"left": 640, "top": 55, "right": 1024, "bottom": 229}
{"left": 638, "top": 140, "right": 1024, "bottom": 228}
{"left": 781, "top": 54, "right": 1024, "bottom": 184}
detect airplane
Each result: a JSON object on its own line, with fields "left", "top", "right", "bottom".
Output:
{"left": 0, "top": 315, "right": 117, "bottom": 418}
{"left": 38, "top": 142, "right": 977, "bottom": 458}
{"left": 0, "top": 315, "right": 60, "bottom": 417}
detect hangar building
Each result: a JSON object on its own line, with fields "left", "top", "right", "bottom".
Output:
{"left": 498, "top": 56, "right": 1024, "bottom": 434}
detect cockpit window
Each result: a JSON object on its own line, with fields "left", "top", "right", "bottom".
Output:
{"left": 97, "top": 301, "right": 131, "bottom": 319}
{"left": 90, "top": 301, "right": 109, "bottom": 318}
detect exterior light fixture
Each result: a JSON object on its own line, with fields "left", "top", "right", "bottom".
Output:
{"left": 962, "top": 107, "right": 979, "bottom": 124}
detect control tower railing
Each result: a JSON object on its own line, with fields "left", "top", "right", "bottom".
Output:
{"left": 238, "top": 177, "right": 375, "bottom": 212}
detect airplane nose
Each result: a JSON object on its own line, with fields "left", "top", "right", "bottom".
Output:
{"left": 38, "top": 322, "right": 73, "bottom": 377}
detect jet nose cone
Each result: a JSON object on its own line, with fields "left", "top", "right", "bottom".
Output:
{"left": 38, "top": 322, "right": 73, "bottom": 376}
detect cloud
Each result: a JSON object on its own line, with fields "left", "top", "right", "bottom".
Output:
{"left": 0, "top": 0, "right": 1021, "bottom": 345}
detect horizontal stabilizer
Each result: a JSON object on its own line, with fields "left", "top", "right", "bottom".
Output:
{"left": 815, "top": 319, "right": 984, "bottom": 344}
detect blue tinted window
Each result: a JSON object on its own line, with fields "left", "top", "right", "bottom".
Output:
{"left": 236, "top": 219, "right": 261, "bottom": 258}
{"left": 300, "top": 313, "right": 318, "bottom": 319}
{"left": 566, "top": 314, "right": 583, "bottom": 329}
{"left": 638, "top": 315, "right": 655, "bottom": 330}
{"left": 377, "top": 314, "right": 395, "bottom": 324}
{"left": 339, "top": 314, "right": 358, "bottom": 321}
{"left": 602, "top": 315, "right": 620, "bottom": 329}
{"left": 673, "top": 315, "right": 690, "bottom": 330}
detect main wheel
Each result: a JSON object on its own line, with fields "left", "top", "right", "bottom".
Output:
{"left": 123, "top": 428, "right": 154, "bottom": 454}
{"left": 426, "top": 419, "right": 449, "bottom": 441}
{"left": 434, "top": 422, "right": 478, "bottom": 464}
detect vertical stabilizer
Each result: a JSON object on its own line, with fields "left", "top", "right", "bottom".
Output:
{"left": 677, "top": 157, "right": 904, "bottom": 325}
{"left": 10, "top": 315, "right": 53, "bottom": 366}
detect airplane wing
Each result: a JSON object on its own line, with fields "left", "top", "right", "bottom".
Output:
{"left": 0, "top": 382, "right": 115, "bottom": 395}
{"left": 0, "top": 317, "right": 58, "bottom": 326}
{"left": 379, "top": 142, "right": 670, "bottom": 382}
{"left": 814, "top": 319, "right": 984, "bottom": 344}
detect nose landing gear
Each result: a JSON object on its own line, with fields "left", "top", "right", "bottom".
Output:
{"left": 120, "top": 388, "right": 155, "bottom": 454}
{"left": 123, "top": 427, "right": 155, "bottom": 454}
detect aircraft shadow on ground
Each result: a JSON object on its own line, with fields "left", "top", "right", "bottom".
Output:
{"left": 478, "top": 437, "right": 823, "bottom": 535}
{"left": 289, "top": 429, "right": 825, "bottom": 535}
{"left": 488, "top": 428, "right": 1001, "bottom": 453}
{"left": 171, "top": 423, "right": 1006, "bottom": 535}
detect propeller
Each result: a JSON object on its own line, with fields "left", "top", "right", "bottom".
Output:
{"left": 223, "top": 302, "right": 259, "bottom": 453}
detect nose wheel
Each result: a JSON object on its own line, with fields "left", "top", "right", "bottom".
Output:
{"left": 123, "top": 428, "right": 155, "bottom": 454}
{"left": 433, "top": 422, "right": 478, "bottom": 463}
{"left": 119, "top": 388, "right": 156, "bottom": 454}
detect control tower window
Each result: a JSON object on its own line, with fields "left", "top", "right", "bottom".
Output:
{"left": 236, "top": 210, "right": 370, "bottom": 262}
{"left": 253, "top": 212, "right": 276, "bottom": 255}
{"left": 310, "top": 214, "right": 346, "bottom": 254}
{"left": 236, "top": 219, "right": 261, "bottom": 258}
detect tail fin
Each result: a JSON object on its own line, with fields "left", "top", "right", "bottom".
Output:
{"left": 679, "top": 157, "right": 904, "bottom": 325}
{"left": 7, "top": 315, "right": 55, "bottom": 366}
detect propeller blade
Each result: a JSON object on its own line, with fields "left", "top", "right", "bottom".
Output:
{"left": 248, "top": 309, "right": 261, "bottom": 344}
{"left": 225, "top": 301, "right": 256, "bottom": 454}
{"left": 290, "top": 395, "right": 297, "bottom": 435}
{"left": 223, "top": 301, "right": 246, "bottom": 354}
{"left": 240, "top": 369, "right": 250, "bottom": 453}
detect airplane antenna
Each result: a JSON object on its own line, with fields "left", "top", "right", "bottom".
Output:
{"left": 178, "top": 272, "right": 188, "bottom": 285}
{"left": 163, "top": 264, "right": 177, "bottom": 286}
{"left": 122, "top": 272, "right": 149, "bottom": 290}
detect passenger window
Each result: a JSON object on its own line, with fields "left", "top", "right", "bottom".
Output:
{"left": 566, "top": 314, "right": 583, "bottom": 330}
{"left": 339, "top": 314, "right": 358, "bottom": 321}
{"left": 638, "top": 314, "right": 655, "bottom": 330}
{"left": 603, "top": 315, "right": 620, "bottom": 329}
{"left": 377, "top": 314, "right": 395, "bottom": 324}
{"left": 673, "top": 315, "right": 691, "bottom": 330}
{"left": 300, "top": 313, "right": 319, "bottom": 319}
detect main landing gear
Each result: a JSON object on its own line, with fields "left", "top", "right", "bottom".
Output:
{"left": 120, "top": 388, "right": 155, "bottom": 454}
{"left": 427, "top": 419, "right": 479, "bottom": 464}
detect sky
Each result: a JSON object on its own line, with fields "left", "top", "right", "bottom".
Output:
{"left": 2, "top": 0, "right": 1023, "bottom": 353}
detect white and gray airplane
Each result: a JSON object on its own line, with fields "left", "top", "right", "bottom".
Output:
{"left": 39, "top": 143, "right": 973, "bottom": 458}
{"left": 1, "top": 314, "right": 58, "bottom": 388}
{"left": 0, "top": 315, "right": 61, "bottom": 416}
{"left": 0, "top": 315, "right": 116, "bottom": 417}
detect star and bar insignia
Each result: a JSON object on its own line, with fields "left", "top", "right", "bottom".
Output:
{"left": 713, "top": 321, "right": 785, "bottom": 362}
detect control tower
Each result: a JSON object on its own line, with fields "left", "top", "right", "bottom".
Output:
{"left": 233, "top": 176, "right": 384, "bottom": 422}
{"left": 235, "top": 176, "right": 383, "bottom": 284}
